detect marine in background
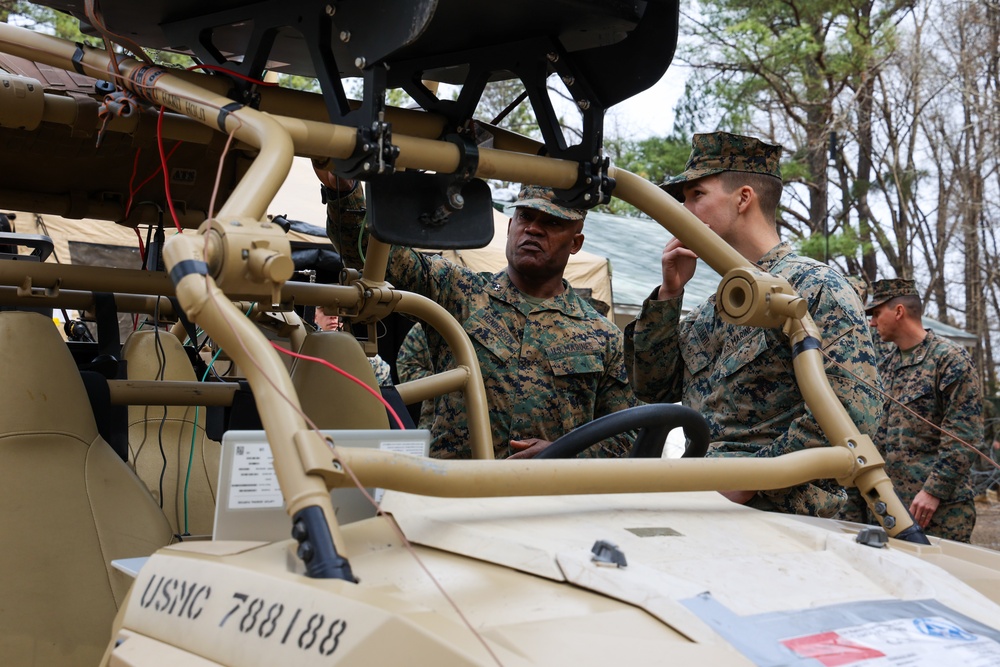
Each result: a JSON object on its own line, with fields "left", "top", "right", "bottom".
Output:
{"left": 314, "top": 305, "right": 393, "bottom": 387}
{"left": 867, "top": 278, "right": 982, "bottom": 541}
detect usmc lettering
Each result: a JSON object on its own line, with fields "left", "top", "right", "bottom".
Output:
{"left": 139, "top": 573, "right": 211, "bottom": 620}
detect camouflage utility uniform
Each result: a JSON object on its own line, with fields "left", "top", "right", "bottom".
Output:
{"left": 327, "top": 188, "right": 635, "bottom": 459}
{"left": 396, "top": 322, "right": 437, "bottom": 430}
{"left": 876, "top": 330, "right": 981, "bottom": 541}
{"left": 368, "top": 355, "right": 393, "bottom": 387}
{"left": 626, "top": 243, "right": 882, "bottom": 517}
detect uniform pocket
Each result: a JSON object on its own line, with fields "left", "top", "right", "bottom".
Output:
{"left": 896, "top": 379, "right": 934, "bottom": 407}
{"left": 716, "top": 329, "right": 795, "bottom": 431}
{"left": 680, "top": 319, "right": 715, "bottom": 378}
{"left": 718, "top": 328, "right": 769, "bottom": 379}
{"left": 885, "top": 379, "right": 936, "bottom": 455}
{"left": 546, "top": 344, "right": 607, "bottom": 402}
{"left": 548, "top": 348, "right": 605, "bottom": 377}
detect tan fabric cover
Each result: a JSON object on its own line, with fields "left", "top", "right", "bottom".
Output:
{"left": 291, "top": 331, "right": 389, "bottom": 430}
{"left": 0, "top": 312, "right": 172, "bottom": 666}
{"left": 121, "top": 330, "right": 221, "bottom": 537}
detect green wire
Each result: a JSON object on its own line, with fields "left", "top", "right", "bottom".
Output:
{"left": 183, "top": 345, "right": 224, "bottom": 535}
{"left": 182, "top": 302, "right": 255, "bottom": 535}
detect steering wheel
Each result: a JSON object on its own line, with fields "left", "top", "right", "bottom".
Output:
{"left": 533, "top": 403, "right": 711, "bottom": 459}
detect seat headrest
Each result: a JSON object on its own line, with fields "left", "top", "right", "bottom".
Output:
{"left": 0, "top": 311, "right": 99, "bottom": 438}
{"left": 122, "top": 330, "right": 197, "bottom": 382}
{"left": 291, "top": 331, "right": 388, "bottom": 430}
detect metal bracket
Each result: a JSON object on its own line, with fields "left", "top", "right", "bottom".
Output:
{"left": 591, "top": 539, "right": 628, "bottom": 568}
{"left": 332, "top": 109, "right": 398, "bottom": 180}
{"left": 351, "top": 284, "right": 402, "bottom": 326}
{"left": 553, "top": 155, "right": 616, "bottom": 210}
{"left": 438, "top": 131, "right": 480, "bottom": 211}
{"left": 445, "top": 131, "right": 479, "bottom": 182}
{"left": 16, "top": 275, "right": 58, "bottom": 299}
{"left": 855, "top": 526, "right": 889, "bottom": 549}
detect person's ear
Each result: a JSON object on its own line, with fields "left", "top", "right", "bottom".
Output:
{"left": 736, "top": 186, "right": 754, "bottom": 214}
{"left": 570, "top": 231, "right": 584, "bottom": 255}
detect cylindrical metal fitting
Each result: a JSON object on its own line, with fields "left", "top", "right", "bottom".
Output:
{"left": 0, "top": 74, "right": 44, "bottom": 130}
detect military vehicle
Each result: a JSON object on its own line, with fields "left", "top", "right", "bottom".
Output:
{"left": 1, "top": 1, "right": 999, "bottom": 665}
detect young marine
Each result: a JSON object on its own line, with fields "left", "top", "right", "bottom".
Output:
{"left": 625, "top": 132, "right": 882, "bottom": 517}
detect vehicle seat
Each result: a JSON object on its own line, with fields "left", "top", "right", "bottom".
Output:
{"left": 121, "top": 329, "right": 221, "bottom": 537}
{"left": 0, "top": 311, "right": 173, "bottom": 666}
{"left": 290, "top": 330, "right": 389, "bottom": 429}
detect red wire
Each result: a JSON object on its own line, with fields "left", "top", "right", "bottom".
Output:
{"left": 185, "top": 64, "right": 279, "bottom": 87}
{"left": 125, "top": 147, "right": 142, "bottom": 216}
{"left": 133, "top": 226, "right": 146, "bottom": 263}
{"left": 156, "top": 106, "right": 183, "bottom": 232}
{"left": 270, "top": 342, "right": 406, "bottom": 430}
{"left": 126, "top": 142, "right": 184, "bottom": 217}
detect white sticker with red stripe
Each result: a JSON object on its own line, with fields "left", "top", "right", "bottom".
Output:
{"left": 781, "top": 616, "right": 1000, "bottom": 666}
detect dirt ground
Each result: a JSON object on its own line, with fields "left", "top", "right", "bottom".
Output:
{"left": 972, "top": 491, "right": 1000, "bottom": 551}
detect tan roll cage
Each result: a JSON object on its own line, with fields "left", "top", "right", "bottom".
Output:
{"left": 0, "top": 23, "right": 918, "bottom": 544}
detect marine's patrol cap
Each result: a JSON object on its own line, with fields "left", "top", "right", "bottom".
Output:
{"left": 845, "top": 275, "right": 870, "bottom": 304}
{"left": 512, "top": 185, "right": 587, "bottom": 222}
{"left": 865, "top": 278, "right": 918, "bottom": 313}
{"left": 662, "top": 132, "right": 783, "bottom": 200}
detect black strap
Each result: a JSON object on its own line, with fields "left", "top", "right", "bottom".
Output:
{"left": 792, "top": 336, "right": 822, "bottom": 358}
{"left": 71, "top": 42, "right": 87, "bottom": 75}
{"left": 93, "top": 292, "right": 121, "bottom": 359}
{"left": 206, "top": 380, "right": 262, "bottom": 442}
{"left": 80, "top": 370, "right": 129, "bottom": 462}
{"left": 169, "top": 296, "right": 199, "bottom": 346}
{"left": 169, "top": 259, "right": 209, "bottom": 284}
{"left": 216, "top": 101, "right": 244, "bottom": 132}
{"left": 379, "top": 385, "right": 417, "bottom": 430}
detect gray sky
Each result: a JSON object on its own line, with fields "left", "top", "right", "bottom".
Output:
{"left": 607, "top": 65, "right": 688, "bottom": 139}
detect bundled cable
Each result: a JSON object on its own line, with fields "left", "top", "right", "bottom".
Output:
{"left": 96, "top": 89, "right": 141, "bottom": 147}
